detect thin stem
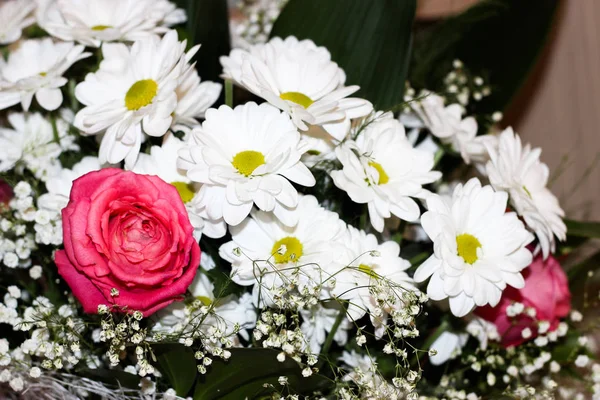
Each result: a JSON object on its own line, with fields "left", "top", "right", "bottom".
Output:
{"left": 225, "top": 79, "right": 233, "bottom": 107}
{"left": 433, "top": 147, "right": 445, "bottom": 168}
{"left": 317, "top": 308, "right": 346, "bottom": 369}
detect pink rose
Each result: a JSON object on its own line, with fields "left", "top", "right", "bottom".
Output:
{"left": 476, "top": 254, "right": 571, "bottom": 347}
{"left": 0, "top": 179, "right": 13, "bottom": 207}
{"left": 55, "top": 169, "right": 201, "bottom": 316}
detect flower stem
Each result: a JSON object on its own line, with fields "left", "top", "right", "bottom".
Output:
{"left": 225, "top": 79, "right": 233, "bottom": 107}
{"left": 317, "top": 308, "right": 346, "bottom": 368}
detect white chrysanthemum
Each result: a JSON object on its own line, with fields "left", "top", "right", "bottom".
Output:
{"left": 0, "top": 0, "right": 36, "bottom": 45}
{"left": 300, "top": 125, "right": 342, "bottom": 168}
{"left": 413, "top": 178, "right": 534, "bottom": 317}
{"left": 411, "top": 92, "right": 492, "bottom": 165}
{"left": 220, "top": 36, "right": 372, "bottom": 138}
{"left": 0, "top": 112, "right": 75, "bottom": 180}
{"left": 172, "top": 61, "right": 221, "bottom": 131}
{"left": 37, "top": 0, "right": 185, "bottom": 47}
{"left": 329, "top": 225, "right": 414, "bottom": 330}
{"left": 37, "top": 156, "right": 102, "bottom": 214}
{"left": 331, "top": 113, "right": 441, "bottom": 232}
{"left": 0, "top": 39, "right": 89, "bottom": 111}
{"left": 154, "top": 253, "right": 256, "bottom": 341}
{"left": 178, "top": 102, "right": 316, "bottom": 230}
{"left": 219, "top": 195, "right": 346, "bottom": 307}
{"left": 74, "top": 30, "right": 196, "bottom": 167}
{"left": 413, "top": 92, "right": 465, "bottom": 139}
{"left": 429, "top": 331, "right": 468, "bottom": 365}
{"left": 339, "top": 350, "right": 402, "bottom": 398}
{"left": 131, "top": 133, "right": 210, "bottom": 240}
{"left": 465, "top": 317, "right": 499, "bottom": 350}
{"left": 339, "top": 350, "right": 382, "bottom": 385}
{"left": 486, "top": 127, "right": 567, "bottom": 259}
{"left": 300, "top": 303, "right": 351, "bottom": 354}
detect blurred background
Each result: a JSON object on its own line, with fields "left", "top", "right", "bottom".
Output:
{"left": 418, "top": 0, "right": 600, "bottom": 221}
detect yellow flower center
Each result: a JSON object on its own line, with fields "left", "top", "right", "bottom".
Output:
{"left": 280, "top": 91, "right": 314, "bottom": 109}
{"left": 358, "top": 264, "right": 378, "bottom": 279}
{"left": 271, "top": 236, "right": 303, "bottom": 264}
{"left": 91, "top": 25, "right": 111, "bottom": 31}
{"left": 39, "top": 72, "right": 47, "bottom": 77}
{"left": 195, "top": 296, "right": 212, "bottom": 306}
{"left": 125, "top": 79, "right": 158, "bottom": 111}
{"left": 171, "top": 181, "right": 195, "bottom": 203}
{"left": 232, "top": 150, "right": 265, "bottom": 177}
{"left": 368, "top": 161, "right": 389, "bottom": 185}
{"left": 456, "top": 233, "right": 482, "bottom": 265}
{"left": 522, "top": 185, "right": 532, "bottom": 199}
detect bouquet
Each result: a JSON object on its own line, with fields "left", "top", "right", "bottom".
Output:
{"left": 1, "top": 0, "right": 599, "bottom": 399}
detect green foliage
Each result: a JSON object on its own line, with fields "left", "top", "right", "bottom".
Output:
{"left": 80, "top": 368, "right": 140, "bottom": 391}
{"left": 552, "top": 331, "right": 582, "bottom": 363}
{"left": 154, "top": 344, "right": 198, "bottom": 396}
{"left": 410, "top": 0, "right": 560, "bottom": 113}
{"left": 193, "top": 348, "right": 332, "bottom": 399}
{"left": 271, "top": 0, "right": 416, "bottom": 110}
{"left": 565, "top": 219, "right": 600, "bottom": 239}
{"left": 177, "top": 0, "right": 231, "bottom": 83}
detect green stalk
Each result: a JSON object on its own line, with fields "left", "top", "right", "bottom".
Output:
{"left": 317, "top": 309, "right": 346, "bottom": 369}
{"left": 225, "top": 79, "right": 233, "bottom": 107}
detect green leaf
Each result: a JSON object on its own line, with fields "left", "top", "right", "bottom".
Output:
{"left": 552, "top": 331, "right": 581, "bottom": 363}
{"left": 410, "top": 0, "right": 560, "bottom": 113}
{"left": 194, "top": 348, "right": 332, "bottom": 400}
{"left": 153, "top": 344, "right": 198, "bottom": 397}
{"left": 80, "top": 368, "right": 140, "bottom": 391}
{"left": 181, "top": 0, "right": 231, "bottom": 82}
{"left": 565, "top": 219, "right": 600, "bottom": 239}
{"left": 271, "top": 0, "right": 416, "bottom": 110}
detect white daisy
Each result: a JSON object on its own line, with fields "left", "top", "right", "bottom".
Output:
{"left": 37, "top": 156, "right": 102, "bottom": 214}
{"left": 172, "top": 61, "right": 221, "bottom": 131}
{"left": 74, "top": 30, "right": 197, "bottom": 168}
{"left": 219, "top": 195, "right": 346, "bottom": 307}
{"left": 0, "top": 0, "right": 36, "bottom": 45}
{"left": 339, "top": 350, "right": 376, "bottom": 377}
{"left": 205, "top": 292, "right": 257, "bottom": 344}
{"left": 485, "top": 127, "right": 567, "bottom": 259}
{"left": 177, "top": 102, "right": 316, "bottom": 229}
{"left": 37, "top": 0, "right": 186, "bottom": 47}
{"left": 300, "top": 125, "right": 343, "bottom": 168}
{"left": 411, "top": 92, "right": 491, "bottom": 165}
{"left": 465, "top": 317, "right": 499, "bottom": 350}
{"left": 131, "top": 133, "right": 211, "bottom": 240}
{"left": 429, "top": 331, "right": 468, "bottom": 365}
{"left": 0, "top": 112, "right": 75, "bottom": 180}
{"left": 330, "top": 113, "right": 441, "bottom": 232}
{"left": 0, "top": 38, "right": 89, "bottom": 111}
{"left": 339, "top": 350, "right": 389, "bottom": 392}
{"left": 329, "top": 225, "right": 414, "bottom": 333}
{"left": 154, "top": 253, "right": 257, "bottom": 341}
{"left": 412, "top": 92, "right": 464, "bottom": 139}
{"left": 220, "top": 36, "right": 372, "bottom": 137}
{"left": 413, "top": 178, "right": 534, "bottom": 317}
{"left": 300, "top": 303, "right": 352, "bottom": 354}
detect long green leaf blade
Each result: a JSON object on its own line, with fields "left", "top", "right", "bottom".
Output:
{"left": 271, "top": 0, "right": 416, "bottom": 110}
